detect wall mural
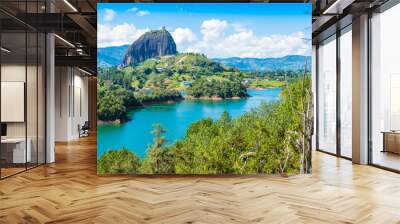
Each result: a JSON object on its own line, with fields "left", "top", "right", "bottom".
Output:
{"left": 97, "top": 3, "right": 313, "bottom": 175}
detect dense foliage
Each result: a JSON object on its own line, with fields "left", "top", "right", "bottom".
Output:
{"left": 97, "top": 88, "right": 127, "bottom": 121}
{"left": 97, "top": 82, "right": 182, "bottom": 122}
{"left": 97, "top": 148, "right": 141, "bottom": 174}
{"left": 186, "top": 78, "right": 248, "bottom": 99}
{"left": 97, "top": 77, "right": 312, "bottom": 175}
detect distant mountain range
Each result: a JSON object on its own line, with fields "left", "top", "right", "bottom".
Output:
{"left": 98, "top": 45, "right": 310, "bottom": 72}
{"left": 212, "top": 55, "right": 311, "bottom": 72}
{"left": 97, "top": 44, "right": 129, "bottom": 68}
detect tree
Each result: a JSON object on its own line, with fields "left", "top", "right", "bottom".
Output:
{"left": 151, "top": 123, "right": 168, "bottom": 148}
{"left": 279, "top": 67, "right": 312, "bottom": 174}
{"left": 97, "top": 148, "right": 141, "bottom": 174}
{"left": 140, "top": 124, "right": 176, "bottom": 174}
{"left": 97, "top": 89, "right": 126, "bottom": 121}
{"left": 186, "top": 78, "right": 248, "bottom": 99}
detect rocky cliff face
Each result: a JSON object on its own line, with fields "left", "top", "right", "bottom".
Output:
{"left": 121, "top": 27, "right": 177, "bottom": 66}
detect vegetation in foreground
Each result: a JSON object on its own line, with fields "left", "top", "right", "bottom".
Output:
{"left": 97, "top": 149, "right": 141, "bottom": 174}
{"left": 97, "top": 76, "right": 313, "bottom": 175}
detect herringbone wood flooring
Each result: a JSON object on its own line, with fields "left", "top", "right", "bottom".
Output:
{"left": 1, "top": 135, "right": 400, "bottom": 223}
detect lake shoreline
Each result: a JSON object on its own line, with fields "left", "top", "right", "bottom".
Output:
{"left": 98, "top": 95, "right": 250, "bottom": 124}
{"left": 97, "top": 88, "right": 282, "bottom": 158}
{"left": 184, "top": 95, "right": 246, "bottom": 100}
{"left": 247, "top": 86, "right": 283, "bottom": 90}
{"left": 98, "top": 99, "right": 184, "bottom": 124}
{"left": 98, "top": 88, "right": 281, "bottom": 125}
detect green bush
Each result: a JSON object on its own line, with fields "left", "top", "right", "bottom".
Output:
{"left": 186, "top": 79, "right": 248, "bottom": 99}
{"left": 97, "top": 149, "right": 141, "bottom": 174}
{"left": 140, "top": 124, "right": 176, "bottom": 174}
{"left": 97, "top": 90, "right": 126, "bottom": 121}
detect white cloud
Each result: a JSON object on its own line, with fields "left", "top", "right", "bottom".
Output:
{"left": 98, "top": 19, "right": 310, "bottom": 58}
{"left": 127, "top": 7, "right": 138, "bottom": 12}
{"left": 183, "top": 19, "right": 310, "bottom": 58}
{"left": 172, "top": 27, "right": 197, "bottom": 46}
{"left": 200, "top": 19, "right": 228, "bottom": 42}
{"left": 103, "top": 8, "right": 115, "bottom": 21}
{"left": 231, "top": 23, "right": 248, "bottom": 32}
{"left": 98, "top": 23, "right": 149, "bottom": 48}
{"left": 137, "top": 10, "right": 150, "bottom": 17}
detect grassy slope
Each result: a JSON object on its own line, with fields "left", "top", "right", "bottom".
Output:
{"left": 249, "top": 80, "right": 285, "bottom": 89}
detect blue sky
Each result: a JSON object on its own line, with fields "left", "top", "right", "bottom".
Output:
{"left": 98, "top": 3, "right": 311, "bottom": 58}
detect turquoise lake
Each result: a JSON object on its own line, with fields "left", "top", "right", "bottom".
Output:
{"left": 97, "top": 88, "right": 281, "bottom": 158}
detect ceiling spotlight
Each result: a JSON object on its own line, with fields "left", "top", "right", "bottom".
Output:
{"left": 1, "top": 47, "right": 11, "bottom": 53}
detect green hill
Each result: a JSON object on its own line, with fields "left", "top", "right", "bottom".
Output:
{"left": 97, "top": 53, "right": 252, "bottom": 122}
{"left": 134, "top": 53, "right": 236, "bottom": 76}
{"left": 98, "top": 53, "right": 246, "bottom": 91}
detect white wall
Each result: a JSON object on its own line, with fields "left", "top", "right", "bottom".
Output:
{"left": 1, "top": 65, "right": 41, "bottom": 137}
{"left": 55, "top": 66, "right": 69, "bottom": 141}
{"left": 55, "top": 67, "right": 89, "bottom": 141}
{"left": 1, "top": 63, "right": 46, "bottom": 164}
{"left": 1, "top": 64, "right": 27, "bottom": 139}
{"left": 72, "top": 73, "right": 89, "bottom": 138}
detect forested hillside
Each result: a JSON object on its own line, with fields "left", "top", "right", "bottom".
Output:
{"left": 98, "top": 53, "right": 249, "bottom": 122}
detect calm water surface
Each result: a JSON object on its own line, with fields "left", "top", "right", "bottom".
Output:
{"left": 97, "top": 88, "right": 281, "bottom": 158}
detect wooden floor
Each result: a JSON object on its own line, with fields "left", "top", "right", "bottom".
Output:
{"left": 1, "top": 167, "right": 26, "bottom": 178}
{"left": 1, "top": 135, "right": 400, "bottom": 223}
